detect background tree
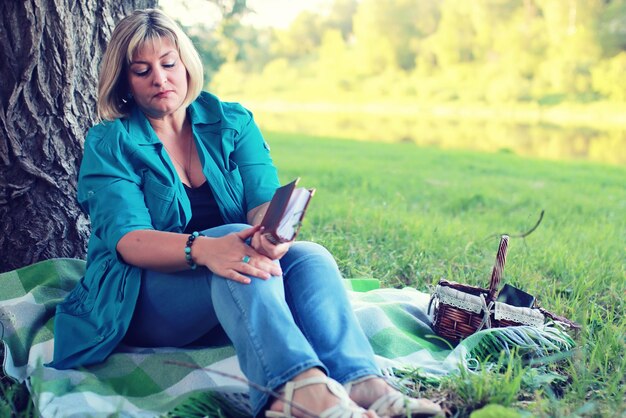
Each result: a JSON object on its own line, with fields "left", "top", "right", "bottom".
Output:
{"left": 272, "top": 11, "right": 324, "bottom": 59}
{"left": 352, "top": 0, "right": 440, "bottom": 73}
{"left": 208, "top": 0, "right": 626, "bottom": 106}
{"left": 325, "top": 0, "right": 359, "bottom": 41}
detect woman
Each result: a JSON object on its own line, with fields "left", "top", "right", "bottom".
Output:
{"left": 50, "top": 8, "right": 442, "bottom": 418}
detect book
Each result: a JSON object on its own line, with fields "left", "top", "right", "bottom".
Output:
{"left": 496, "top": 284, "right": 536, "bottom": 308}
{"left": 260, "top": 178, "right": 315, "bottom": 244}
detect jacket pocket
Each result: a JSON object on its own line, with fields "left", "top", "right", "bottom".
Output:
{"left": 143, "top": 173, "right": 176, "bottom": 229}
{"left": 57, "top": 260, "right": 109, "bottom": 316}
{"left": 224, "top": 161, "right": 245, "bottom": 208}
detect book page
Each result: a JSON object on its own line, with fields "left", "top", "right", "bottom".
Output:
{"left": 277, "top": 188, "right": 311, "bottom": 240}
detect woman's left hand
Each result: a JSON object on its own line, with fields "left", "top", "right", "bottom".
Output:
{"left": 250, "top": 228, "right": 291, "bottom": 261}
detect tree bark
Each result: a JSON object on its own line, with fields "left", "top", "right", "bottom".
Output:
{"left": 0, "top": 0, "right": 156, "bottom": 273}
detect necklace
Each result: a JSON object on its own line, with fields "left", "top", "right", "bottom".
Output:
{"left": 162, "top": 133, "right": 193, "bottom": 184}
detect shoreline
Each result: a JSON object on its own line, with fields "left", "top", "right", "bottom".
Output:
{"left": 236, "top": 99, "right": 626, "bottom": 131}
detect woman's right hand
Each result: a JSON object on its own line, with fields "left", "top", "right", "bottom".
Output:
{"left": 193, "top": 225, "right": 283, "bottom": 284}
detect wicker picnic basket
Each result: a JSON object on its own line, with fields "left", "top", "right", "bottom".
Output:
{"left": 428, "top": 235, "right": 580, "bottom": 344}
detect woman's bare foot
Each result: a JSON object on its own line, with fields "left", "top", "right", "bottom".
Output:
{"left": 345, "top": 376, "right": 393, "bottom": 409}
{"left": 267, "top": 368, "right": 378, "bottom": 418}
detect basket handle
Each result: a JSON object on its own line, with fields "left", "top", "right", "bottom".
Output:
{"left": 487, "top": 235, "right": 509, "bottom": 303}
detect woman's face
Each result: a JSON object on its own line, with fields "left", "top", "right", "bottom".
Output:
{"left": 127, "top": 37, "right": 188, "bottom": 120}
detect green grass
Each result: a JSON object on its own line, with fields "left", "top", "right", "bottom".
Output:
{"left": 2, "top": 133, "right": 624, "bottom": 416}
{"left": 266, "top": 132, "right": 625, "bottom": 417}
{"left": 0, "top": 353, "right": 33, "bottom": 417}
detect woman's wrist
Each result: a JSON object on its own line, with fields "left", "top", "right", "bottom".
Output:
{"left": 186, "top": 234, "right": 216, "bottom": 269}
{"left": 248, "top": 202, "right": 270, "bottom": 225}
{"left": 184, "top": 231, "right": 204, "bottom": 269}
{"left": 251, "top": 210, "right": 264, "bottom": 225}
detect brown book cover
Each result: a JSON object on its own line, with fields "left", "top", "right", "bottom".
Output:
{"left": 261, "top": 178, "right": 315, "bottom": 243}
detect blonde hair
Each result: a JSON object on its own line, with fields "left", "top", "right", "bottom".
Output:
{"left": 97, "top": 8, "right": 204, "bottom": 120}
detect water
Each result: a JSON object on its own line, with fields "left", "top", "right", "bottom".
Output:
{"left": 253, "top": 107, "right": 626, "bottom": 165}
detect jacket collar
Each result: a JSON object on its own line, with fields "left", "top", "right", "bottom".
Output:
{"left": 187, "top": 94, "right": 221, "bottom": 126}
{"left": 126, "top": 105, "right": 160, "bottom": 145}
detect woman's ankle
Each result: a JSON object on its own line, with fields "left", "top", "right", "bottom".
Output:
{"left": 267, "top": 369, "right": 333, "bottom": 416}
{"left": 292, "top": 367, "right": 325, "bottom": 381}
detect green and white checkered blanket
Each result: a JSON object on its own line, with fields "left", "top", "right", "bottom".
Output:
{"left": 1, "top": 258, "right": 573, "bottom": 417}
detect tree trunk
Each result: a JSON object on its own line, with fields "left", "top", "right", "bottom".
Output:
{"left": 0, "top": 0, "right": 156, "bottom": 273}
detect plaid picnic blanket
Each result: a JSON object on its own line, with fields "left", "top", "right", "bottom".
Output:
{"left": 0, "top": 258, "right": 573, "bottom": 417}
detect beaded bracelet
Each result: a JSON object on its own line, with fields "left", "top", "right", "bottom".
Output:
{"left": 185, "top": 231, "right": 204, "bottom": 269}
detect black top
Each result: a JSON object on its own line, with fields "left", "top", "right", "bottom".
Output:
{"left": 183, "top": 181, "right": 224, "bottom": 233}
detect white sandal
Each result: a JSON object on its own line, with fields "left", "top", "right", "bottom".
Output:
{"left": 266, "top": 375, "right": 369, "bottom": 418}
{"left": 344, "top": 376, "right": 442, "bottom": 417}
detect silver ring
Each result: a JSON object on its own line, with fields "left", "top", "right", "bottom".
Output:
{"left": 241, "top": 255, "right": 251, "bottom": 263}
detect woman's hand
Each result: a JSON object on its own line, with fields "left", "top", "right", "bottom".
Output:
{"left": 246, "top": 203, "right": 291, "bottom": 261}
{"left": 193, "top": 225, "right": 282, "bottom": 284}
{"left": 250, "top": 228, "right": 292, "bottom": 261}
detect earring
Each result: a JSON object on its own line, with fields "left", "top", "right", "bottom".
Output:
{"left": 122, "top": 92, "right": 133, "bottom": 104}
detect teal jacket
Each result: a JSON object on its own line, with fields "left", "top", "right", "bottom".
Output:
{"left": 50, "top": 92, "right": 280, "bottom": 369}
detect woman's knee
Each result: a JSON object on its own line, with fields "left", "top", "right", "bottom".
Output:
{"left": 291, "top": 241, "right": 333, "bottom": 257}
{"left": 284, "top": 241, "right": 338, "bottom": 268}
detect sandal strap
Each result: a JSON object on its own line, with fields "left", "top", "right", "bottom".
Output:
{"left": 319, "top": 403, "right": 367, "bottom": 418}
{"left": 281, "top": 377, "right": 334, "bottom": 416}
{"left": 268, "top": 375, "right": 368, "bottom": 418}
{"left": 344, "top": 377, "right": 442, "bottom": 417}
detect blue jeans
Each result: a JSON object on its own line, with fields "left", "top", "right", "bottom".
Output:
{"left": 123, "top": 224, "right": 380, "bottom": 416}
